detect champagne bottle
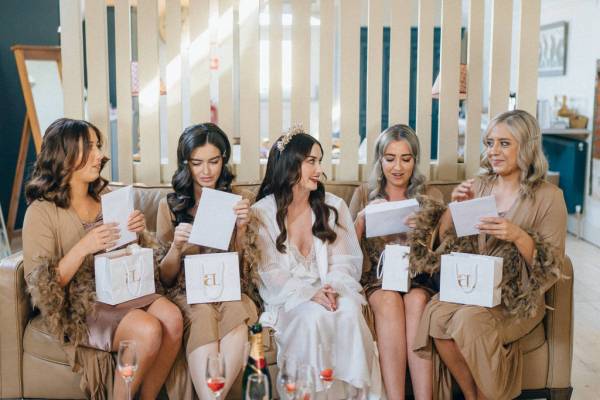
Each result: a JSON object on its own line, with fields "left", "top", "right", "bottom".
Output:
{"left": 241, "top": 323, "right": 272, "bottom": 399}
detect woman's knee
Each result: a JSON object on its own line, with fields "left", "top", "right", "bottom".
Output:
{"left": 121, "top": 310, "right": 163, "bottom": 350}
{"left": 404, "top": 288, "right": 430, "bottom": 314}
{"left": 149, "top": 298, "right": 184, "bottom": 341}
{"left": 368, "top": 289, "right": 405, "bottom": 316}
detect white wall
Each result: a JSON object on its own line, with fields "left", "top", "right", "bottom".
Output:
{"left": 537, "top": 0, "right": 600, "bottom": 246}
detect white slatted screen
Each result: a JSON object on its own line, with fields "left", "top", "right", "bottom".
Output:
{"left": 85, "top": 0, "right": 111, "bottom": 180}
{"left": 436, "top": 0, "right": 461, "bottom": 181}
{"left": 114, "top": 0, "right": 134, "bottom": 183}
{"left": 59, "top": 0, "right": 541, "bottom": 184}
{"left": 415, "top": 0, "right": 434, "bottom": 178}
{"left": 464, "top": 0, "right": 485, "bottom": 178}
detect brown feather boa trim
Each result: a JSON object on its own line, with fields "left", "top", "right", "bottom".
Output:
{"left": 26, "top": 231, "right": 165, "bottom": 345}
{"left": 407, "top": 196, "right": 563, "bottom": 320}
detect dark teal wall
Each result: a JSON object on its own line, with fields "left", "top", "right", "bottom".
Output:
{"left": 0, "top": 0, "right": 60, "bottom": 229}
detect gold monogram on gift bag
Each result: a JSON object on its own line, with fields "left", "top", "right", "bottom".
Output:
{"left": 184, "top": 252, "right": 241, "bottom": 304}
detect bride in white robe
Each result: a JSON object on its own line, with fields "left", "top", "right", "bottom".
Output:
{"left": 250, "top": 127, "right": 382, "bottom": 399}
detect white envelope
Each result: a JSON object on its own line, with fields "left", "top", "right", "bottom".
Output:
{"left": 439, "top": 252, "right": 503, "bottom": 308}
{"left": 365, "top": 199, "right": 420, "bottom": 238}
{"left": 101, "top": 185, "right": 137, "bottom": 250}
{"left": 448, "top": 196, "right": 499, "bottom": 237}
{"left": 184, "top": 252, "right": 242, "bottom": 304}
{"left": 189, "top": 188, "right": 241, "bottom": 250}
{"left": 376, "top": 244, "right": 410, "bottom": 292}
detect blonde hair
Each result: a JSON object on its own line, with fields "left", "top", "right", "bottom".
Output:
{"left": 368, "top": 124, "right": 426, "bottom": 200}
{"left": 480, "top": 109, "right": 548, "bottom": 197}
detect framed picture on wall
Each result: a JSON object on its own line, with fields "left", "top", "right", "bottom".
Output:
{"left": 538, "top": 21, "right": 568, "bottom": 77}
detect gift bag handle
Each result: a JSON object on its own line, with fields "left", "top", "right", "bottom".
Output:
{"left": 125, "top": 255, "right": 145, "bottom": 297}
{"left": 454, "top": 263, "right": 478, "bottom": 294}
{"left": 376, "top": 250, "right": 385, "bottom": 280}
{"left": 200, "top": 262, "right": 225, "bottom": 300}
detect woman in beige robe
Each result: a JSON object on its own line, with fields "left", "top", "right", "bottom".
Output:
{"left": 156, "top": 123, "right": 258, "bottom": 399}
{"left": 22, "top": 118, "right": 188, "bottom": 399}
{"left": 349, "top": 124, "right": 442, "bottom": 399}
{"left": 409, "top": 110, "right": 567, "bottom": 400}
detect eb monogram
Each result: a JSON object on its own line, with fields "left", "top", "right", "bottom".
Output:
{"left": 203, "top": 273, "right": 219, "bottom": 287}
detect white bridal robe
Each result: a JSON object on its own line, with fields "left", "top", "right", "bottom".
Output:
{"left": 252, "top": 193, "right": 383, "bottom": 400}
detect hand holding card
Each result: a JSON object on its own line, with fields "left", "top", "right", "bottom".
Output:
{"left": 188, "top": 188, "right": 241, "bottom": 250}
{"left": 448, "top": 195, "right": 499, "bottom": 237}
{"left": 101, "top": 186, "right": 137, "bottom": 250}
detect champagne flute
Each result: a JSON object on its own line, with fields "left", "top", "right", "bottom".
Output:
{"left": 295, "top": 364, "right": 316, "bottom": 400}
{"left": 117, "top": 340, "right": 138, "bottom": 400}
{"left": 318, "top": 344, "right": 335, "bottom": 392}
{"left": 206, "top": 353, "right": 226, "bottom": 399}
{"left": 245, "top": 373, "right": 270, "bottom": 400}
{"left": 276, "top": 356, "right": 298, "bottom": 400}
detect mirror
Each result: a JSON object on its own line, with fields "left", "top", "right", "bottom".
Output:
{"left": 8, "top": 45, "right": 63, "bottom": 238}
{"left": 25, "top": 59, "right": 64, "bottom": 137}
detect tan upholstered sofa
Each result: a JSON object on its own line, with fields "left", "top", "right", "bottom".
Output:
{"left": 0, "top": 182, "right": 573, "bottom": 399}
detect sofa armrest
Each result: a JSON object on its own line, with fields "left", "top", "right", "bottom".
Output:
{"left": 0, "top": 251, "right": 30, "bottom": 398}
{"left": 544, "top": 255, "right": 574, "bottom": 389}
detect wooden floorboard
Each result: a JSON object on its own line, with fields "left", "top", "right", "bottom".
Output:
{"left": 565, "top": 234, "right": 600, "bottom": 400}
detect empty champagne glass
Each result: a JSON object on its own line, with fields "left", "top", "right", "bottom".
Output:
{"left": 245, "top": 373, "right": 270, "bottom": 400}
{"left": 295, "top": 364, "right": 316, "bottom": 400}
{"left": 276, "top": 356, "right": 298, "bottom": 400}
{"left": 318, "top": 344, "right": 335, "bottom": 392}
{"left": 117, "top": 340, "right": 138, "bottom": 400}
{"left": 206, "top": 353, "right": 226, "bottom": 399}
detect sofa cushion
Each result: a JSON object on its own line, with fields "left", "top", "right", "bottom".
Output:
{"left": 23, "top": 315, "right": 70, "bottom": 365}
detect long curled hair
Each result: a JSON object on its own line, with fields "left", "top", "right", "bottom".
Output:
{"left": 167, "top": 123, "right": 235, "bottom": 224}
{"left": 25, "top": 118, "right": 109, "bottom": 208}
{"left": 257, "top": 131, "right": 338, "bottom": 253}
{"left": 480, "top": 109, "right": 548, "bottom": 198}
{"left": 367, "top": 124, "right": 426, "bottom": 200}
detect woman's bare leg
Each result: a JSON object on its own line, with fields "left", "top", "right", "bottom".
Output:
{"left": 404, "top": 288, "right": 433, "bottom": 400}
{"left": 188, "top": 342, "right": 219, "bottom": 399}
{"left": 219, "top": 324, "right": 248, "bottom": 396}
{"left": 433, "top": 338, "right": 477, "bottom": 400}
{"left": 139, "top": 298, "right": 183, "bottom": 399}
{"left": 369, "top": 289, "right": 407, "bottom": 399}
{"left": 112, "top": 310, "right": 163, "bottom": 399}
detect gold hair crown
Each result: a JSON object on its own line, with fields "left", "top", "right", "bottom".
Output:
{"left": 277, "top": 123, "right": 305, "bottom": 152}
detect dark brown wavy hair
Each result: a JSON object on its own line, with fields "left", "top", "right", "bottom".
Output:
{"left": 25, "top": 118, "right": 109, "bottom": 208}
{"left": 167, "top": 123, "right": 235, "bottom": 224}
{"left": 257, "top": 132, "right": 338, "bottom": 253}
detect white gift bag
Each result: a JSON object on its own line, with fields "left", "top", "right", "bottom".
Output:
{"left": 184, "top": 252, "right": 241, "bottom": 304}
{"left": 94, "top": 244, "right": 156, "bottom": 305}
{"left": 375, "top": 245, "right": 410, "bottom": 292}
{"left": 439, "top": 252, "right": 503, "bottom": 308}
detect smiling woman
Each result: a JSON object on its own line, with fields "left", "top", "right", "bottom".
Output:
{"left": 249, "top": 126, "right": 384, "bottom": 398}
{"left": 409, "top": 109, "right": 567, "bottom": 400}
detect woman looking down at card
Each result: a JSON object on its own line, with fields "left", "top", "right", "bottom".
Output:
{"left": 22, "top": 118, "right": 184, "bottom": 399}
{"left": 156, "top": 123, "right": 258, "bottom": 399}
{"left": 349, "top": 124, "right": 443, "bottom": 400}
{"left": 247, "top": 126, "right": 383, "bottom": 399}
{"left": 409, "top": 110, "right": 567, "bottom": 400}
